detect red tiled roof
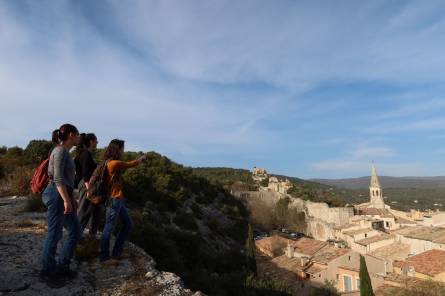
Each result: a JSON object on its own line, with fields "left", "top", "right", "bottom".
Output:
{"left": 305, "top": 264, "right": 325, "bottom": 275}
{"left": 311, "top": 246, "right": 351, "bottom": 264}
{"left": 355, "top": 234, "right": 394, "bottom": 246}
{"left": 394, "top": 249, "right": 445, "bottom": 276}
{"left": 255, "top": 235, "right": 288, "bottom": 257}
{"left": 271, "top": 255, "right": 305, "bottom": 273}
{"left": 360, "top": 208, "right": 394, "bottom": 218}
{"left": 289, "top": 237, "right": 328, "bottom": 256}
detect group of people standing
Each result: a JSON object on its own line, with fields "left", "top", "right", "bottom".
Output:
{"left": 39, "top": 123, "right": 146, "bottom": 287}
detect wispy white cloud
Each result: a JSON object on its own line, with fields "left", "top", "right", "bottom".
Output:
{"left": 0, "top": 1, "right": 287, "bottom": 162}
{"left": 2, "top": 1, "right": 445, "bottom": 174}
{"left": 309, "top": 159, "right": 428, "bottom": 177}
{"left": 308, "top": 143, "right": 397, "bottom": 176}
{"left": 376, "top": 99, "right": 445, "bottom": 120}
{"left": 107, "top": 0, "right": 445, "bottom": 87}
{"left": 351, "top": 146, "right": 393, "bottom": 159}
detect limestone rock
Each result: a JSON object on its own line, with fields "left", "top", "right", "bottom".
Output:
{"left": 0, "top": 196, "right": 205, "bottom": 296}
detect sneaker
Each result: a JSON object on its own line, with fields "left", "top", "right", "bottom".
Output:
{"left": 100, "top": 258, "right": 120, "bottom": 266}
{"left": 46, "top": 276, "right": 67, "bottom": 289}
{"left": 57, "top": 268, "right": 78, "bottom": 279}
{"left": 112, "top": 251, "right": 131, "bottom": 260}
{"left": 39, "top": 271, "right": 66, "bottom": 289}
{"left": 38, "top": 270, "right": 53, "bottom": 283}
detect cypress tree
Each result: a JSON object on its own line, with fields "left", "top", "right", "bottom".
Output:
{"left": 245, "top": 224, "right": 257, "bottom": 276}
{"left": 359, "top": 255, "right": 374, "bottom": 296}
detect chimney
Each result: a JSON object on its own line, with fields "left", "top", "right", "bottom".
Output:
{"left": 300, "top": 257, "right": 310, "bottom": 267}
{"left": 286, "top": 240, "right": 293, "bottom": 258}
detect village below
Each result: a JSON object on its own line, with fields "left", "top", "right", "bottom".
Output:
{"left": 229, "top": 165, "right": 445, "bottom": 295}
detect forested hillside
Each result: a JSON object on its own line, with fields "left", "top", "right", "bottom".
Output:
{"left": 0, "top": 142, "right": 290, "bottom": 296}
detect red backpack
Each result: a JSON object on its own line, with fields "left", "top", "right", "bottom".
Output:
{"left": 30, "top": 152, "right": 52, "bottom": 194}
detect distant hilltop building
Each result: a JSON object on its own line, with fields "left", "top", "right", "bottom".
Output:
{"left": 251, "top": 167, "right": 292, "bottom": 194}
{"left": 268, "top": 177, "right": 292, "bottom": 194}
{"left": 252, "top": 166, "right": 268, "bottom": 181}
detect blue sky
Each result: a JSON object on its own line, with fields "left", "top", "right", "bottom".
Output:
{"left": 2, "top": 1, "right": 445, "bottom": 178}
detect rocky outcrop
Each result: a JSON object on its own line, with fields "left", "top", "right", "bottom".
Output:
{"left": 0, "top": 196, "right": 204, "bottom": 296}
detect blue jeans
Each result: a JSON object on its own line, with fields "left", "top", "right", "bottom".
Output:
{"left": 100, "top": 199, "right": 133, "bottom": 260}
{"left": 41, "top": 183, "right": 82, "bottom": 273}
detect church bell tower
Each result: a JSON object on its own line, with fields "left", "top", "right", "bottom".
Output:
{"left": 370, "top": 164, "right": 385, "bottom": 209}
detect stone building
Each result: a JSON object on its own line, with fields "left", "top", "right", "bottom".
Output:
{"left": 393, "top": 226, "right": 445, "bottom": 255}
{"left": 252, "top": 166, "right": 268, "bottom": 181}
{"left": 393, "top": 249, "right": 445, "bottom": 282}
{"left": 267, "top": 177, "right": 292, "bottom": 194}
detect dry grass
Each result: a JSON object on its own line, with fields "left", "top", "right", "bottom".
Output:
{"left": 119, "top": 277, "right": 164, "bottom": 296}
{"left": 15, "top": 220, "right": 36, "bottom": 228}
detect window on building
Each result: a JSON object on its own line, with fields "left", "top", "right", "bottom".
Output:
{"left": 356, "top": 278, "right": 360, "bottom": 290}
{"left": 336, "top": 274, "right": 339, "bottom": 280}
{"left": 386, "top": 221, "right": 390, "bottom": 227}
{"left": 348, "top": 256, "right": 351, "bottom": 261}
{"left": 343, "top": 275, "right": 353, "bottom": 292}
{"left": 365, "top": 233, "right": 368, "bottom": 238}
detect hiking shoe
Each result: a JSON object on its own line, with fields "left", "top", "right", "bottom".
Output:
{"left": 101, "top": 258, "right": 120, "bottom": 266}
{"left": 57, "top": 268, "right": 78, "bottom": 279}
{"left": 39, "top": 271, "right": 66, "bottom": 289}
{"left": 38, "top": 270, "right": 53, "bottom": 283}
{"left": 112, "top": 251, "right": 131, "bottom": 260}
{"left": 46, "top": 276, "right": 67, "bottom": 289}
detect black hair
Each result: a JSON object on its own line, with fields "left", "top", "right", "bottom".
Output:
{"left": 75, "top": 133, "right": 97, "bottom": 157}
{"left": 51, "top": 124, "right": 79, "bottom": 145}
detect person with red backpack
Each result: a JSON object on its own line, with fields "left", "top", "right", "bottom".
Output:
{"left": 39, "top": 124, "right": 82, "bottom": 288}
{"left": 99, "top": 139, "right": 146, "bottom": 262}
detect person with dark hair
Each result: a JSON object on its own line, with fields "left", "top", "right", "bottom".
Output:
{"left": 40, "top": 124, "right": 81, "bottom": 287}
{"left": 74, "top": 133, "right": 100, "bottom": 235}
{"left": 99, "top": 139, "right": 146, "bottom": 262}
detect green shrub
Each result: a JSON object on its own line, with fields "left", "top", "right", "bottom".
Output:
{"left": 206, "top": 218, "right": 220, "bottom": 233}
{"left": 245, "top": 274, "right": 292, "bottom": 296}
{"left": 173, "top": 211, "right": 198, "bottom": 232}
{"left": 0, "top": 162, "right": 4, "bottom": 180}
{"left": 190, "top": 202, "right": 203, "bottom": 218}
{"left": 195, "top": 193, "right": 213, "bottom": 205}
{"left": 311, "top": 280, "right": 340, "bottom": 296}
{"left": 6, "top": 146, "right": 24, "bottom": 158}
{"left": 24, "top": 140, "right": 53, "bottom": 164}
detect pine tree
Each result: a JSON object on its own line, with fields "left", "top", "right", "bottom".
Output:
{"left": 245, "top": 224, "right": 257, "bottom": 276}
{"left": 359, "top": 255, "right": 374, "bottom": 296}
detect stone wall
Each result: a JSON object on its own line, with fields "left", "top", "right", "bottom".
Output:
{"left": 233, "top": 190, "right": 354, "bottom": 241}
{"left": 302, "top": 200, "right": 354, "bottom": 226}
{"left": 306, "top": 219, "right": 336, "bottom": 241}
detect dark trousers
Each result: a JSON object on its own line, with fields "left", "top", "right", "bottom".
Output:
{"left": 100, "top": 199, "right": 133, "bottom": 260}
{"left": 41, "top": 183, "right": 82, "bottom": 273}
{"left": 77, "top": 180, "right": 102, "bottom": 235}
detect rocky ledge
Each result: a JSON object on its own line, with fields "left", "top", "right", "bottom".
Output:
{"left": 0, "top": 196, "right": 204, "bottom": 296}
